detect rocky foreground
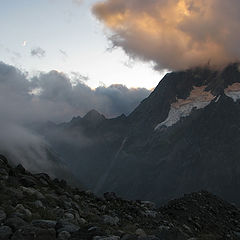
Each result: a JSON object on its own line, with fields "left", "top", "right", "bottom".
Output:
{"left": 0, "top": 155, "right": 240, "bottom": 239}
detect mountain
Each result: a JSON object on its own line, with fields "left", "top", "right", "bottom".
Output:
{"left": 38, "top": 63, "right": 240, "bottom": 205}
{"left": 1, "top": 154, "right": 240, "bottom": 240}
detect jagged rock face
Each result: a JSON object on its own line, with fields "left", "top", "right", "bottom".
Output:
{"left": 38, "top": 112, "right": 128, "bottom": 190}
{"left": 96, "top": 63, "right": 240, "bottom": 204}
{"left": 1, "top": 154, "right": 240, "bottom": 240}
{"left": 38, "top": 63, "right": 240, "bottom": 206}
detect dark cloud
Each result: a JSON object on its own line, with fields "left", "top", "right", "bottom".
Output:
{"left": 93, "top": 0, "right": 240, "bottom": 71}
{"left": 31, "top": 47, "right": 46, "bottom": 58}
{"left": 34, "top": 70, "right": 150, "bottom": 120}
{"left": 0, "top": 61, "right": 150, "bottom": 177}
{"left": 72, "top": 0, "right": 83, "bottom": 5}
{"left": 0, "top": 61, "right": 150, "bottom": 122}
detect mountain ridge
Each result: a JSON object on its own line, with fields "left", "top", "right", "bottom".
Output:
{"left": 37, "top": 63, "right": 240, "bottom": 205}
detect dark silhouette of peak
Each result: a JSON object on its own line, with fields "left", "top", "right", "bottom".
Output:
{"left": 83, "top": 109, "right": 106, "bottom": 123}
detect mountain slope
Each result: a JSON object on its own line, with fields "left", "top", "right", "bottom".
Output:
{"left": 38, "top": 63, "right": 240, "bottom": 205}
{"left": 1, "top": 154, "right": 240, "bottom": 240}
{"left": 98, "top": 63, "right": 240, "bottom": 204}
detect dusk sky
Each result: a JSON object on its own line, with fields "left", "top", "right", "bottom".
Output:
{"left": 0, "top": 0, "right": 164, "bottom": 89}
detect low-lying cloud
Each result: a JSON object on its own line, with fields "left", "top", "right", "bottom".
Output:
{"left": 0, "top": 61, "right": 150, "bottom": 177}
{"left": 93, "top": 0, "right": 240, "bottom": 71}
{"left": 0, "top": 61, "right": 150, "bottom": 122}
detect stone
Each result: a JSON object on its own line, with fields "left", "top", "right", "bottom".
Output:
{"left": 142, "top": 210, "right": 157, "bottom": 218}
{"left": 15, "top": 204, "right": 32, "bottom": 220}
{"left": 78, "top": 217, "right": 87, "bottom": 225}
{"left": 56, "top": 220, "right": 80, "bottom": 233}
{"left": 15, "top": 164, "right": 26, "bottom": 174}
{"left": 73, "top": 195, "right": 80, "bottom": 201}
{"left": 140, "top": 201, "right": 156, "bottom": 209}
{"left": 6, "top": 187, "right": 24, "bottom": 199}
{"left": 11, "top": 225, "right": 56, "bottom": 240}
{"left": 0, "top": 169, "right": 8, "bottom": 180}
{"left": 57, "top": 230, "right": 71, "bottom": 240}
{"left": 5, "top": 217, "right": 27, "bottom": 231}
{"left": 21, "top": 187, "right": 45, "bottom": 199}
{"left": 34, "top": 200, "right": 44, "bottom": 208}
{"left": 103, "top": 192, "right": 118, "bottom": 201}
{"left": 138, "top": 236, "right": 160, "bottom": 240}
{"left": 0, "top": 210, "right": 6, "bottom": 222}
{"left": 64, "top": 212, "right": 75, "bottom": 221}
{"left": 135, "top": 229, "right": 147, "bottom": 238}
{"left": 0, "top": 226, "right": 12, "bottom": 240}
{"left": 32, "top": 220, "right": 57, "bottom": 229}
{"left": 0, "top": 155, "right": 8, "bottom": 165}
{"left": 103, "top": 215, "right": 120, "bottom": 226}
{"left": 93, "top": 236, "right": 120, "bottom": 240}
{"left": 20, "top": 175, "right": 38, "bottom": 187}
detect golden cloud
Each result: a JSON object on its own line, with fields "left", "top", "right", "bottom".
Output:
{"left": 93, "top": 0, "right": 240, "bottom": 70}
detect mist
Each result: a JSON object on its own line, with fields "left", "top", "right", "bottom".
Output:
{"left": 0, "top": 61, "right": 150, "bottom": 177}
{"left": 93, "top": 0, "right": 240, "bottom": 71}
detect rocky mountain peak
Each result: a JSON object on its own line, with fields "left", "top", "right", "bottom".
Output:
{"left": 83, "top": 109, "right": 106, "bottom": 124}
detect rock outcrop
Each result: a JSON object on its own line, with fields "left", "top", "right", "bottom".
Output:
{"left": 0, "top": 154, "right": 240, "bottom": 239}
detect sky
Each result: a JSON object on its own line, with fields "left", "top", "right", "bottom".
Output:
{"left": 0, "top": 0, "right": 164, "bottom": 89}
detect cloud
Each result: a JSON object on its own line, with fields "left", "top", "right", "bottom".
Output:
{"left": 0, "top": 61, "right": 150, "bottom": 179}
{"left": 59, "top": 49, "right": 68, "bottom": 57}
{"left": 93, "top": 0, "right": 240, "bottom": 71}
{"left": 31, "top": 47, "right": 46, "bottom": 58}
{"left": 72, "top": 0, "right": 83, "bottom": 5}
{"left": 0, "top": 61, "right": 150, "bottom": 123}
{"left": 34, "top": 70, "right": 150, "bottom": 120}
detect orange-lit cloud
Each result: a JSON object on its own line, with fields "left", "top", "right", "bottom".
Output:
{"left": 93, "top": 0, "right": 240, "bottom": 70}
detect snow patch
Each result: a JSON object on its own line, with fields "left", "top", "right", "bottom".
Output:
{"left": 155, "top": 86, "right": 215, "bottom": 130}
{"left": 224, "top": 83, "right": 240, "bottom": 102}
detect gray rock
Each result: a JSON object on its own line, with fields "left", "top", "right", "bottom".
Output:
{"left": 34, "top": 200, "right": 44, "bottom": 208}
{"left": 5, "top": 217, "right": 27, "bottom": 231}
{"left": 157, "top": 226, "right": 189, "bottom": 240}
{"left": 93, "top": 236, "right": 120, "bottom": 240}
{"left": 20, "top": 175, "right": 38, "bottom": 187}
{"left": 120, "top": 234, "right": 135, "bottom": 240}
{"left": 57, "top": 231, "right": 71, "bottom": 240}
{"left": 135, "top": 229, "right": 147, "bottom": 238}
{"left": 0, "top": 210, "right": 6, "bottom": 222}
{"left": 138, "top": 236, "right": 160, "bottom": 240}
{"left": 11, "top": 225, "right": 56, "bottom": 240}
{"left": 64, "top": 212, "right": 74, "bottom": 221}
{"left": 142, "top": 210, "right": 157, "bottom": 218}
{"left": 0, "top": 169, "right": 8, "bottom": 180}
{"left": 78, "top": 217, "right": 87, "bottom": 225}
{"left": 6, "top": 187, "right": 24, "bottom": 199}
{"left": 56, "top": 220, "right": 80, "bottom": 233}
{"left": 140, "top": 201, "right": 156, "bottom": 209}
{"left": 51, "top": 207, "right": 65, "bottom": 218}
{"left": 103, "top": 215, "right": 120, "bottom": 226}
{"left": 14, "top": 204, "right": 32, "bottom": 220}
{"left": 0, "top": 226, "right": 12, "bottom": 240}
{"left": 73, "top": 195, "right": 80, "bottom": 201}
{"left": 21, "top": 187, "right": 45, "bottom": 199}
{"left": 32, "top": 219, "right": 57, "bottom": 229}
